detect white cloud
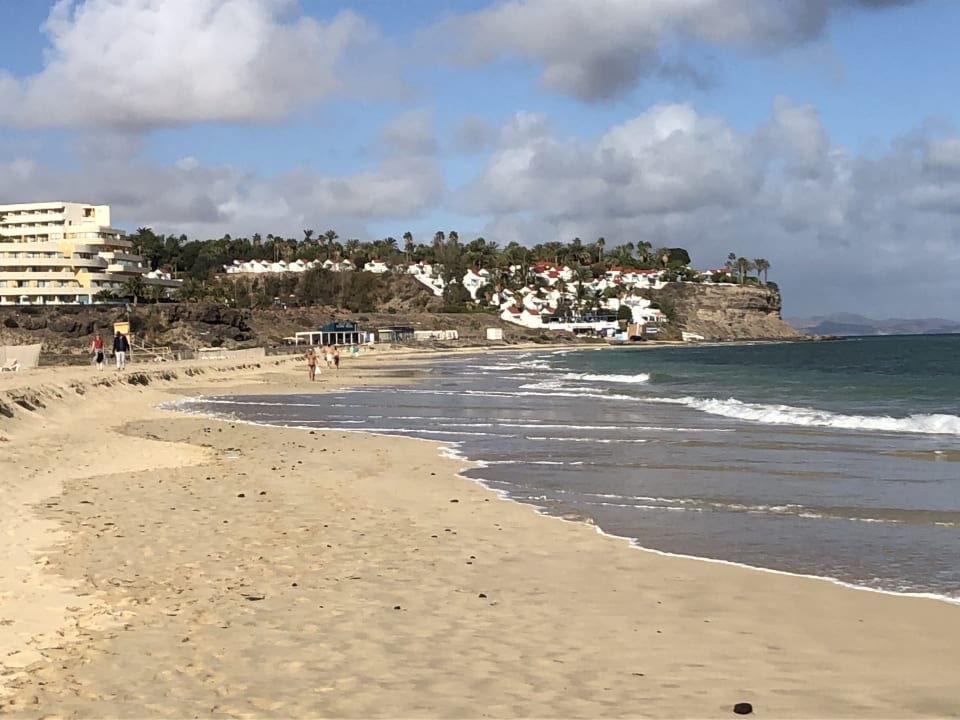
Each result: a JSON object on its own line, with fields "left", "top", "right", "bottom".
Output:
{"left": 461, "top": 104, "right": 758, "bottom": 219}
{"left": 452, "top": 115, "right": 497, "bottom": 154}
{"left": 381, "top": 109, "right": 438, "bottom": 157}
{"left": 756, "top": 96, "right": 831, "bottom": 176}
{"left": 0, "top": 146, "right": 444, "bottom": 241}
{"left": 0, "top": 0, "right": 379, "bottom": 130}
{"left": 277, "top": 157, "right": 444, "bottom": 220}
{"left": 442, "top": 0, "right": 919, "bottom": 101}
{"left": 2, "top": 93, "right": 957, "bottom": 317}
{"left": 923, "top": 138, "right": 960, "bottom": 172}
{"left": 457, "top": 99, "right": 960, "bottom": 318}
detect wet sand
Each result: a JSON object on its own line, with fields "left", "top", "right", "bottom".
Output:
{"left": 1, "top": 350, "right": 960, "bottom": 718}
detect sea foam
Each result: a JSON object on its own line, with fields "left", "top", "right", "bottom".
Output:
{"left": 654, "top": 396, "right": 960, "bottom": 436}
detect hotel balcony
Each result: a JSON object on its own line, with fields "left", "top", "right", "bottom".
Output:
{"left": 0, "top": 257, "right": 108, "bottom": 270}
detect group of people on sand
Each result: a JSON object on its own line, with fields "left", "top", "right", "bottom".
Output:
{"left": 90, "top": 331, "right": 130, "bottom": 371}
{"left": 304, "top": 343, "right": 339, "bottom": 381}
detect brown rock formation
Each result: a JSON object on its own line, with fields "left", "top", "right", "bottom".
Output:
{"left": 655, "top": 283, "right": 804, "bottom": 341}
{"left": 0, "top": 281, "right": 804, "bottom": 361}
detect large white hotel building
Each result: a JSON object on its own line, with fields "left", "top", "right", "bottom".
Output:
{"left": 0, "top": 201, "right": 174, "bottom": 306}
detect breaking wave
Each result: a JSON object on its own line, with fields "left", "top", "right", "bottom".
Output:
{"left": 654, "top": 396, "right": 960, "bottom": 436}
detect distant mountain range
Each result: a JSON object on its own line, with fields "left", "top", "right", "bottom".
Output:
{"left": 785, "top": 313, "right": 960, "bottom": 336}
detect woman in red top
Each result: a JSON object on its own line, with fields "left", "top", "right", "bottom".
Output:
{"left": 91, "top": 334, "right": 105, "bottom": 370}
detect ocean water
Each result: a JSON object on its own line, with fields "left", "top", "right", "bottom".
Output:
{"left": 172, "top": 335, "right": 960, "bottom": 601}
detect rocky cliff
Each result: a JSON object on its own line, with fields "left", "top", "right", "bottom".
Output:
{"left": 654, "top": 283, "right": 803, "bottom": 341}
{"left": 0, "top": 282, "right": 804, "bottom": 360}
{"left": 1, "top": 304, "right": 256, "bottom": 356}
{"left": 0, "top": 304, "right": 579, "bottom": 361}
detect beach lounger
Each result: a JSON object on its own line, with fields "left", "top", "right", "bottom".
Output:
{"left": 1, "top": 358, "right": 20, "bottom": 372}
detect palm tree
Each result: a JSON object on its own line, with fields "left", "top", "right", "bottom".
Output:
{"left": 320, "top": 229, "right": 338, "bottom": 259}
{"left": 343, "top": 238, "right": 361, "bottom": 263}
{"left": 538, "top": 241, "right": 565, "bottom": 265}
{"left": 375, "top": 237, "right": 399, "bottom": 265}
{"left": 736, "top": 257, "right": 755, "bottom": 285}
{"left": 403, "top": 231, "right": 414, "bottom": 262}
{"left": 596, "top": 237, "right": 606, "bottom": 264}
{"left": 569, "top": 237, "right": 586, "bottom": 265}
{"left": 574, "top": 265, "right": 593, "bottom": 311}
{"left": 465, "top": 237, "right": 500, "bottom": 269}
{"left": 175, "top": 277, "right": 200, "bottom": 303}
{"left": 301, "top": 229, "right": 318, "bottom": 260}
{"left": 656, "top": 247, "right": 671, "bottom": 269}
{"left": 754, "top": 258, "right": 770, "bottom": 286}
{"left": 635, "top": 240, "right": 652, "bottom": 266}
{"left": 122, "top": 275, "right": 145, "bottom": 306}
{"left": 605, "top": 244, "right": 631, "bottom": 268}
{"left": 725, "top": 252, "right": 737, "bottom": 277}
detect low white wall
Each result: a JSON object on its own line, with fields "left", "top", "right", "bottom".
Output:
{"left": 413, "top": 330, "right": 459, "bottom": 341}
{"left": 196, "top": 347, "right": 266, "bottom": 361}
{"left": 0, "top": 344, "right": 42, "bottom": 369}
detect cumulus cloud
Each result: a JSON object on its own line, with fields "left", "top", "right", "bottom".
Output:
{"left": 276, "top": 157, "right": 444, "bottom": 220}
{"left": 442, "top": 0, "right": 920, "bottom": 101}
{"left": 452, "top": 115, "right": 497, "bottom": 154}
{"left": 3, "top": 91, "right": 958, "bottom": 316}
{"left": 0, "top": 0, "right": 380, "bottom": 130}
{"left": 0, "top": 145, "right": 444, "bottom": 240}
{"left": 456, "top": 99, "right": 960, "bottom": 318}
{"left": 460, "top": 104, "right": 759, "bottom": 219}
{"left": 923, "top": 138, "right": 960, "bottom": 173}
{"left": 381, "top": 109, "right": 438, "bottom": 157}
{"left": 756, "top": 96, "right": 831, "bottom": 177}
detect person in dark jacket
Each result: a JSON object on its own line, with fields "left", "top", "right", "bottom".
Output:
{"left": 113, "top": 331, "right": 130, "bottom": 370}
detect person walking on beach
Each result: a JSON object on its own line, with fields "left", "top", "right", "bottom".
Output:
{"left": 305, "top": 346, "right": 318, "bottom": 381}
{"left": 333, "top": 345, "right": 340, "bottom": 371}
{"left": 324, "top": 344, "right": 335, "bottom": 369}
{"left": 91, "top": 333, "right": 105, "bottom": 370}
{"left": 113, "top": 331, "right": 130, "bottom": 370}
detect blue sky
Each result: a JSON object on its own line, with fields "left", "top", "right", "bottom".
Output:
{"left": 1, "top": 0, "right": 960, "bottom": 319}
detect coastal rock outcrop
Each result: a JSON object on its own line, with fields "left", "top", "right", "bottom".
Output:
{"left": 0, "top": 304, "right": 257, "bottom": 356}
{"left": 654, "top": 284, "right": 802, "bottom": 341}
{"left": 0, "top": 281, "right": 804, "bottom": 359}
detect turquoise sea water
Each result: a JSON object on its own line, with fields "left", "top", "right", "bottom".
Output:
{"left": 174, "top": 335, "right": 960, "bottom": 601}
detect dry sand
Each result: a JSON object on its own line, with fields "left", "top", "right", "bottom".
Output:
{"left": 1, "top": 349, "right": 959, "bottom": 718}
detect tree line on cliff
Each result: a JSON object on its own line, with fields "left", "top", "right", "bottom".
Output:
{"left": 119, "top": 227, "right": 771, "bottom": 311}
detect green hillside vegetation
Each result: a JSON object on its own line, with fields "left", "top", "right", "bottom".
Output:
{"left": 118, "top": 227, "right": 771, "bottom": 312}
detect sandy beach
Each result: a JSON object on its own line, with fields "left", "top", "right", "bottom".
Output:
{"left": 1, "top": 349, "right": 960, "bottom": 718}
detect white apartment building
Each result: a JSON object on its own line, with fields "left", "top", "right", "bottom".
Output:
{"left": 0, "top": 201, "right": 175, "bottom": 305}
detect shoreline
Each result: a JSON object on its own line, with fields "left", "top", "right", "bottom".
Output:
{"left": 177, "top": 393, "right": 960, "bottom": 608}
{"left": 176, "top": 348, "right": 960, "bottom": 607}
{"left": 3, "top": 351, "right": 960, "bottom": 717}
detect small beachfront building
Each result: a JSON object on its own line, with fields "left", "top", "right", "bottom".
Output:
{"left": 294, "top": 320, "right": 361, "bottom": 347}
{"left": 376, "top": 326, "right": 415, "bottom": 343}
